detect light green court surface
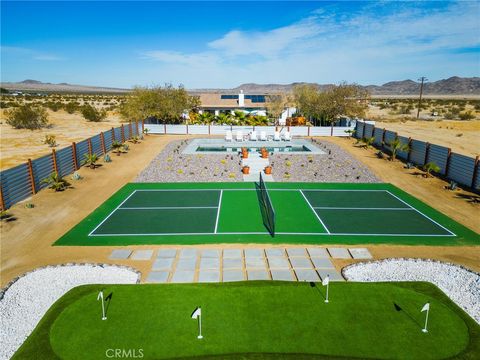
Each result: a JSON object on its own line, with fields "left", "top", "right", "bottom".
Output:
{"left": 55, "top": 182, "right": 480, "bottom": 246}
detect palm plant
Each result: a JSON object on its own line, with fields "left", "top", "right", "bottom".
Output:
{"left": 233, "top": 110, "right": 246, "bottom": 124}
{"left": 198, "top": 112, "right": 214, "bottom": 124}
{"left": 362, "top": 137, "right": 375, "bottom": 149}
{"left": 82, "top": 153, "right": 98, "bottom": 169}
{"left": 423, "top": 162, "right": 440, "bottom": 177}
{"left": 111, "top": 141, "right": 123, "bottom": 155}
{"left": 215, "top": 112, "right": 232, "bottom": 125}
{"left": 386, "top": 138, "right": 410, "bottom": 161}
{"left": 41, "top": 172, "right": 70, "bottom": 191}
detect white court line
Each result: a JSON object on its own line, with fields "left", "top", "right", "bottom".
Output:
{"left": 214, "top": 190, "right": 223, "bottom": 234}
{"left": 300, "top": 189, "right": 388, "bottom": 192}
{"left": 299, "top": 190, "right": 331, "bottom": 234}
{"left": 313, "top": 207, "right": 413, "bottom": 211}
{"left": 118, "top": 206, "right": 218, "bottom": 210}
{"left": 385, "top": 190, "right": 456, "bottom": 236}
{"left": 88, "top": 190, "right": 138, "bottom": 236}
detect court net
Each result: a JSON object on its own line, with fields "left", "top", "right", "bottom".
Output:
{"left": 258, "top": 173, "right": 276, "bottom": 236}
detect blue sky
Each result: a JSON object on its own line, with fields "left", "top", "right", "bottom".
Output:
{"left": 1, "top": 1, "right": 479, "bottom": 88}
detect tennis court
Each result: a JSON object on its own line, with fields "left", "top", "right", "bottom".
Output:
{"left": 57, "top": 182, "right": 479, "bottom": 246}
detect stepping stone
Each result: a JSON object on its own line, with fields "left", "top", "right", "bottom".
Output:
{"left": 244, "top": 249, "right": 263, "bottom": 258}
{"left": 245, "top": 257, "right": 265, "bottom": 269}
{"left": 295, "top": 269, "right": 320, "bottom": 282}
{"left": 265, "top": 248, "right": 285, "bottom": 257}
{"left": 289, "top": 257, "right": 313, "bottom": 269}
{"left": 327, "top": 248, "right": 351, "bottom": 259}
{"left": 223, "top": 270, "right": 244, "bottom": 282}
{"left": 109, "top": 249, "right": 132, "bottom": 260}
{"left": 271, "top": 269, "right": 294, "bottom": 281}
{"left": 202, "top": 249, "right": 220, "bottom": 258}
{"left": 223, "top": 257, "right": 243, "bottom": 269}
{"left": 223, "top": 249, "right": 242, "bottom": 258}
{"left": 198, "top": 271, "right": 220, "bottom": 283}
{"left": 349, "top": 248, "right": 373, "bottom": 259}
{"left": 287, "top": 248, "right": 306, "bottom": 257}
{"left": 157, "top": 249, "right": 177, "bottom": 258}
{"left": 267, "top": 256, "right": 290, "bottom": 269}
{"left": 152, "top": 258, "right": 174, "bottom": 270}
{"left": 247, "top": 269, "right": 270, "bottom": 280}
{"left": 316, "top": 269, "right": 344, "bottom": 282}
{"left": 171, "top": 270, "right": 195, "bottom": 283}
{"left": 200, "top": 258, "right": 220, "bottom": 270}
{"left": 176, "top": 258, "right": 196, "bottom": 271}
{"left": 145, "top": 271, "right": 169, "bottom": 283}
{"left": 179, "top": 248, "right": 198, "bottom": 258}
{"left": 131, "top": 250, "right": 153, "bottom": 260}
{"left": 307, "top": 248, "right": 329, "bottom": 258}
{"left": 311, "top": 258, "right": 335, "bottom": 269}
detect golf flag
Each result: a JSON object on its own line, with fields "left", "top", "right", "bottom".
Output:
{"left": 322, "top": 275, "right": 330, "bottom": 286}
{"left": 421, "top": 303, "right": 430, "bottom": 312}
{"left": 421, "top": 302, "right": 430, "bottom": 333}
{"left": 97, "top": 290, "right": 107, "bottom": 320}
{"left": 97, "top": 290, "right": 104, "bottom": 301}
{"left": 191, "top": 307, "right": 201, "bottom": 319}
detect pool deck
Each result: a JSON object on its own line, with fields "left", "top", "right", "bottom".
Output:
{"left": 183, "top": 138, "right": 326, "bottom": 154}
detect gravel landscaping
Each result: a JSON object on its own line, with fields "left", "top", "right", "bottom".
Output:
{"left": 0, "top": 264, "right": 140, "bottom": 360}
{"left": 136, "top": 138, "right": 379, "bottom": 183}
{"left": 343, "top": 258, "right": 480, "bottom": 324}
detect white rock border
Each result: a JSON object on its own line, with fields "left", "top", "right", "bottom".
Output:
{"left": 342, "top": 258, "right": 480, "bottom": 324}
{"left": 0, "top": 263, "right": 141, "bottom": 360}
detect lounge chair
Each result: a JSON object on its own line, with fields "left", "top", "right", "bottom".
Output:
{"left": 250, "top": 131, "right": 257, "bottom": 141}
{"left": 260, "top": 131, "right": 267, "bottom": 141}
{"left": 283, "top": 131, "right": 291, "bottom": 141}
{"left": 225, "top": 130, "right": 233, "bottom": 142}
{"left": 236, "top": 130, "right": 243, "bottom": 142}
{"left": 274, "top": 131, "right": 281, "bottom": 141}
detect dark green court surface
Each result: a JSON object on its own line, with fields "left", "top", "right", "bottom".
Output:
{"left": 55, "top": 182, "right": 480, "bottom": 246}
{"left": 13, "top": 282, "right": 480, "bottom": 360}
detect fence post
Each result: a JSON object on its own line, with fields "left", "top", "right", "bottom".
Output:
{"left": 424, "top": 142, "right": 430, "bottom": 165}
{"left": 111, "top": 127, "right": 116, "bottom": 142}
{"left": 407, "top": 138, "right": 413, "bottom": 162}
{"left": 186, "top": 124, "right": 189, "bottom": 135}
{"left": 330, "top": 123, "right": 333, "bottom": 136}
{"left": 87, "top": 138, "right": 92, "bottom": 156}
{"left": 100, "top": 132, "right": 106, "bottom": 154}
{"left": 471, "top": 156, "right": 480, "bottom": 189}
{"left": 445, "top": 148, "right": 452, "bottom": 176}
{"left": 142, "top": 120, "right": 145, "bottom": 134}
{"left": 307, "top": 126, "right": 310, "bottom": 136}
{"left": 121, "top": 124, "right": 125, "bottom": 142}
{"left": 0, "top": 186, "right": 5, "bottom": 210}
{"left": 72, "top": 142, "right": 79, "bottom": 170}
{"left": 362, "top": 121, "right": 366, "bottom": 138}
{"left": 52, "top": 149, "right": 58, "bottom": 174}
{"left": 208, "top": 124, "right": 211, "bottom": 135}
{"left": 164, "top": 123, "right": 167, "bottom": 134}
{"left": 27, "top": 159, "right": 36, "bottom": 194}
{"left": 381, "top": 128, "right": 386, "bottom": 144}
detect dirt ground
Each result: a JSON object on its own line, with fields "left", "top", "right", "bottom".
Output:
{"left": 1, "top": 135, "right": 479, "bottom": 289}
{"left": 0, "top": 109, "right": 123, "bottom": 170}
{"left": 367, "top": 119, "right": 480, "bottom": 157}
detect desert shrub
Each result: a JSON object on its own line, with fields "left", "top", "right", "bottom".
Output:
{"left": 81, "top": 104, "right": 107, "bottom": 122}
{"left": 43, "top": 134, "right": 57, "bottom": 147}
{"left": 459, "top": 111, "right": 475, "bottom": 120}
{"left": 45, "top": 101, "right": 62, "bottom": 112}
{"left": 64, "top": 102, "right": 78, "bottom": 114}
{"left": 5, "top": 104, "right": 48, "bottom": 129}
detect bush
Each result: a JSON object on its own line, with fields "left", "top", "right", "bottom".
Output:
{"left": 81, "top": 104, "right": 107, "bottom": 122}
{"left": 459, "top": 111, "right": 475, "bottom": 120}
{"left": 45, "top": 101, "right": 62, "bottom": 112}
{"left": 64, "top": 102, "right": 78, "bottom": 114}
{"left": 5, "top": 105, "right": 49, "bottom": 129}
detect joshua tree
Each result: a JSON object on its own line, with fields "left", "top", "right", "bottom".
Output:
{"left": 82, "top": 153, "right": 99, "bottom": 169}
{"left": 386, "top": 138, "right": 410, "bottom": 161}
{"left": 423, "top": 162, "right": 440, "bottom": 177}
{"left": 41, "top": 172, "right": 70, "bottom": 191}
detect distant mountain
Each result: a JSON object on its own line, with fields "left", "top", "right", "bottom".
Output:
{"left": 1, "top": 80, "right": 129, "bottom": 94}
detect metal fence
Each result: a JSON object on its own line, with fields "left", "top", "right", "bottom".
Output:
{"left": 355, "top": 121, "right": 480, "bottom": 190}
{"left": 0, "top": 121, "right": 142, "bottom": 209}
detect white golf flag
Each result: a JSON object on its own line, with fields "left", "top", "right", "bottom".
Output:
{"left": 322, "top": 275, "right": 330, "bottom": 286}
{"left": 421, "top": 303, "right": 430, "bottom": 312}
{"left": 191, "top": 307, "right": 201, "bottom": 319}
{"left": 97, "top": 291, "right": 104, "bottom": 301}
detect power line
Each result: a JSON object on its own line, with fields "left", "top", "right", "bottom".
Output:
{"left": 417, "top": 77, "right": 428, "bottom": 119}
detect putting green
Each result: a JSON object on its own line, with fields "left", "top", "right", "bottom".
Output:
{"left": 13, "top": 282, "right": 480, "bottom": 360}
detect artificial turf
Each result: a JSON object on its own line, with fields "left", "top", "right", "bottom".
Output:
{"left": 13, "top": 282, "right": 480, "bottom": 360}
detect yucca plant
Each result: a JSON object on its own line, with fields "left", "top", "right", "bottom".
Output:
{"left": 111, "top": 141, "right": 123, "bottom": 155}
{"left": 41, "top": 172, "right": 70, "bottom": 191}
{"left": 386, "top": 138, "right": 410, "bottom": 161}
{"left": 129, "top": 136, "right": 141, "bottom": 144}
{"left": 423, "top": 162, "right": 440, "bottom": 178}
{"left": 82, "top": 153, "right": 98, "bottom": 169}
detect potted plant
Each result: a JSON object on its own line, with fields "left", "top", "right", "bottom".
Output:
{"left": 264, "top": 166, "right": 272, "bottom": 175}
{"left": 242, "top": 165, "right": 250, "bottom": 174}
{"left": 242, "top": 149, "right": 249, "bottom": 159}
{"left": 261, "top": 150, "right": 269, "bottom": 159}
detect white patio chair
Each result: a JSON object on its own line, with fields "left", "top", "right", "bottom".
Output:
{"left": 260, "top": 131, "right": 267, "bottom": 141}
{"left": 225, "top": 130, "right": 233, "bottom": 142}
{"left": 283, "top": 131, "right": 291, "bottom": 141}
{"left": 274, "top": 131, "right": 281, "bottom": 141}
{"left": 236, "top": 130, "right": 243, "bottom": 142}
{"left": 250, "top": 131, "right": 257, "bottom": 141}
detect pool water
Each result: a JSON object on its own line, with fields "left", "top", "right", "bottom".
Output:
{"left": 196, "top": 146, "right": 311, "bottom": 153}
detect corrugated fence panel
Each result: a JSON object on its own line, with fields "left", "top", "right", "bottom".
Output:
{"left": 383, "top": 130, "right": 397, "bottom": 152}
{"left": 473, "top": 161, "right": 480, "bottom": 190}
{"left": 114, "top": 127, "right": 122, "bottom": 141}
{"left": 75, "top": 140, "right": 89, "bottom": 166}
{"left": 397, "top": 136, "right": 410, "bottom": 160}
{"left": 0, "top": 163, "right": 32, "bottom": 208}
{"left": 103, "top": 131, "right": 113, "bottom": 151}
{"left": 355, "top": 122, "right": 364, "bottom": 138}
{"left": 447, "top": 153, "right": 475, "bottom": 187}
{"left": 373, "top": 128, "right": 383, "bottom": 146}
{"left": 56, "top": 147, "right": 75, "bottom": 177}
{"left": 364, "top": 123, "right": 375, "bottom": 138}
{"left": 91, "top": 134, "right": 103, "bottom": 157}
{"left": 31, "top": 154, "right": 54, "bottom": 191}
{"left": 124, "top": 125, "right": 131, "bottom": 139}
{"left": 426, "top": 144, "right": 449, "bottom": 175}
{"left": 409, "top": 140, "right": 427, "bottom": 166}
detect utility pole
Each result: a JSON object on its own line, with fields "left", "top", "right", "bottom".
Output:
{"left": 417, "top": 77, "right": 427, "bottom": 119}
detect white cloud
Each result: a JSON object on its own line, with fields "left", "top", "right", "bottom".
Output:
{"left": 1, "top": 46, "right": 64, "bottom": 61}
